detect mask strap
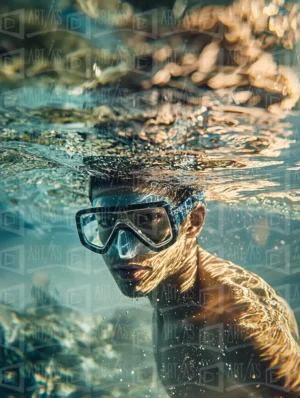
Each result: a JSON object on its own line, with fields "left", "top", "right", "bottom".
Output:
{"left": 173, "top": 192, "right": 206, "bottom": 224}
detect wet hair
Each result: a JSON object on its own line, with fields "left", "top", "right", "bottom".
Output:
{"left": 84, "top": 156, "right": 198, "bottom": 205}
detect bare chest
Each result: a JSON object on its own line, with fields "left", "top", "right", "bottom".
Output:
{"left": 152, "top": 310, "right": 279, "bottom": 398}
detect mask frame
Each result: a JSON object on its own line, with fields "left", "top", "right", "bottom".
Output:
{"left": 76, "top": 201, "right": 177, "bottom": 254}
{"left": 75, "top": 191, "right": 206, "bottom": 254}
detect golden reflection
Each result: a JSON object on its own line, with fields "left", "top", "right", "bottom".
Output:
{"left": 1, "top": 0, "right": 299, "bottom": 112}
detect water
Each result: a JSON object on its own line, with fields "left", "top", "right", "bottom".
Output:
{"left": 0, "top": 0, "right": 300, "bottom": 396}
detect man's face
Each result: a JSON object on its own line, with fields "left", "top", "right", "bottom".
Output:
{"left": 91, "top": 183, "right": 176, "bottom": 298}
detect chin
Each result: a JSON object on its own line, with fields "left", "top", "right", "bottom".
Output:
{"left": 117, "top": 281, "right": 146, "bottom": 298}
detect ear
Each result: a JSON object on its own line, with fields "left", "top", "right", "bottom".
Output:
{"left": 186, "top": 203, "right": 206, "bottom": 238}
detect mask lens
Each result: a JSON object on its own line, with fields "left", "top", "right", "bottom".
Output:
{"left": 96, "top": 212, "right": 118, "bottom": 246}
{"left": 128, "top": 208, "right": 173, "bottom": 245}
{"left": 80, "top": 212, "right": 116, "bottom": 249}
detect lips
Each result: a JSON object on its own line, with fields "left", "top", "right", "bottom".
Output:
{"left": 112, "top": 264, "right": 152, "bottom": 280}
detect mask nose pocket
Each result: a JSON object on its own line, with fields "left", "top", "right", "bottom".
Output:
{"left": 117, "top": 230, "right": 138, "bottom": 259}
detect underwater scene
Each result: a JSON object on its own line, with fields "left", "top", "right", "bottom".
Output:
{"left": 0, "top": 0, "right": 300, "bottom": 397}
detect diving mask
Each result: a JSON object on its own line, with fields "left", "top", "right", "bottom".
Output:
{"left": 75, "top": 191, "right": 205, "bottom": 256}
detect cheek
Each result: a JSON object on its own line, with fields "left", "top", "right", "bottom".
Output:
{"left": 102, "top": 255, "right": 114, "bottom": 268}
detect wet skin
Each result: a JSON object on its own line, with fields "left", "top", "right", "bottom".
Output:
{"left": 91, "top": 185, "right": 300, "bottom": 398}
{"left": 101, "top": 252, "right": 154, "bottom": 297}
{"left": 150, "top": 248, "right": 299, "bottom": 398}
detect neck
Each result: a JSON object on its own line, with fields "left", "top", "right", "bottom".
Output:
{"left": 147, "top": 244, "right": 201, "bottom": 312}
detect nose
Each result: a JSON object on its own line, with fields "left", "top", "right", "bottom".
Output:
{"left": 116, "top": 230, "right": 138, "bottom": 259}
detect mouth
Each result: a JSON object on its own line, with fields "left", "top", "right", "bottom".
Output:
{"left": 112, "top": 263, "right": 152, "bottom": 280}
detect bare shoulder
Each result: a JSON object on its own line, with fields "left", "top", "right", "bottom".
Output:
{"left": 198, "top": 247, "right": 298, "bottom": 335}
{"left": 197, "top": 247, "right": 300, "bottom": 393}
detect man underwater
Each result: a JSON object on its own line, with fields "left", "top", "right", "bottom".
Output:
{"left": 76, "top": 157, "right": 300, "bottom": 397}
